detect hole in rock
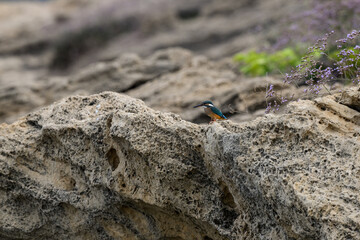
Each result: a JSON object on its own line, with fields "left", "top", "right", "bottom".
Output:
{"left": 219, "top": 181, "right": 237, "bottom": 209}
{"left": 177, "top": 7, "right": 200, "bottom": 20}
{"left": 222, "top": 186, "right": 236, "bottom": 208}
{"left": 203, "top": 236, "right": 213, "bottom": 240}
{"left": 60, "top": 176, "right": 76, "bottom": 191}
{"left": 106, "top": 148, "right": 120, "bottom": 171}
{"left": 213, "top": 219, "right": 221, "bottom": 225}
{"left": 339, "top": 101, "right": 360, "bottom": 112}
{"left": 69, "top": 177, "right": 76, "bottom": 190}
{"left": 27, "top": 119, "right": 42, "bottom": 129}
{"left": 106, "top": 117, "right": 113, "bottom": 129}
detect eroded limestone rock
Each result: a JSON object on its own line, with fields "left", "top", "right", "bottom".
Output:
{"left": 0, "top": 87, "right": 359, "bottom": 239}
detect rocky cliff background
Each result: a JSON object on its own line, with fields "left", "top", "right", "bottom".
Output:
{"left": 1, "top": 0, "right": 360, "bottom": 239}
{"left": 0, "top": 0, "right": 309, "bottom": 125}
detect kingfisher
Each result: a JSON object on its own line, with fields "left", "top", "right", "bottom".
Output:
{"left": 193, "top": 100, "right": 227, "bottom": 124}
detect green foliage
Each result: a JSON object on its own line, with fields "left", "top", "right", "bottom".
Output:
{"left": 233, "top": 48, "right": 303, "bottom": 76}
{"left": 333, "top": 47, "right": 360, "bottom": 81}
{"left": 328, "top": 47, "right": 359, "bottom": 60}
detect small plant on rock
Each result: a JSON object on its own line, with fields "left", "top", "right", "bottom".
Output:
{"left": 233, "top": 48, "right": 302, "bottom": 77}
{"left": 265, "top": 30, "right": 360, "bottom": 113}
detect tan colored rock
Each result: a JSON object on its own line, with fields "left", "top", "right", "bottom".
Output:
{"left": 0, "top": 87, "right": 359, "bottom": 239}
{"left": 0, "top": 92, "right": 227, "bottom": 240}
{"left": 0, "top": 2, "right": 54, "bottom": 51}
{"left": 0, "top": 0, "right": 307, "bottom": 69}
{"left": 0, "top": 47, "right": 319, "bottom": 126}
{"left": 0, "top": 48, "right": 257, "bottom": 124}
{"left": 125, "top": 50, "right": 307, "bottom": 124}
{"left": 0, "top": 48, "right": 193, "bottom": 124}
{"left": 0, "top": 0, "right": 316, "bottom": 125}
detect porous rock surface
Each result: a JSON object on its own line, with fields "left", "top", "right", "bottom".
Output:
{"left": 1, "top": 87, "right": 360, "bottom": 239}
{"left": 0, "top": 48, "right": 305, "bottom": 125}
{"left": 0, "top": 0, "right": 310, "bottom": 124}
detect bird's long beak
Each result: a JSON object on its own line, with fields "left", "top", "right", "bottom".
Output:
{"left": 193, "top": 103, "right": 203, "bottom": 108}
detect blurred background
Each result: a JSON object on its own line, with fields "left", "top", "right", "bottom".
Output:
{"left": 0, "top": 0, "right": 359, "bottom": 123}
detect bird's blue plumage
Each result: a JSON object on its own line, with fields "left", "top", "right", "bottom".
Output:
{"left": 202, "top": 100, "right": 213, "bottom": 105}
{"left": 193, "top": 100, "right": 227, "bottom": 123}
{"left": 210, "top": 106, "right": 227, "bottom": 119}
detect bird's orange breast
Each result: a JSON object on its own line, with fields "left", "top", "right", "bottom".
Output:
{"left": 205, "top": 109, "right": 225, "bottom": 120}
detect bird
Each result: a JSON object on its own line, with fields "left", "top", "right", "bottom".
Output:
{"left": 193, "top": 100, "right": 227, "bottom": 124}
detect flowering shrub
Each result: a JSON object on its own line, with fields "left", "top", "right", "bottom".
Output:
{"left": 265, "top": 30, "right": 360, "bottom": 113}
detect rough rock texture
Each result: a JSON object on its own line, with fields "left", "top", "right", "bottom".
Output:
{"left": 0, "top": 48, "right": 307, "bottom": 124}
{"left": 0, "top": 0, "right": 315, "bottom": 126}
{"left": 1, "top": 87, "right": 360, "bottom": 239}
{"left": 0, "top": 0, "right": 306, "bottom": 70}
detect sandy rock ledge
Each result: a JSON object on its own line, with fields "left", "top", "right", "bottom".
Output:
{"left": 0, "top": 88, "right": 360, "bottom": 239}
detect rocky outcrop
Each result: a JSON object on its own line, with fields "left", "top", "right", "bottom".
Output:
{"left": 0, "top": 0, "right": 306, "bottom": 70}
{"left": 0, "top": 48, "right": 306, "bottom": 125}
{"left": 1, "top": 87, "right": 359, "bottom": 239}
{"left": 0, "top": 0, "right": 315, "bottom": 126}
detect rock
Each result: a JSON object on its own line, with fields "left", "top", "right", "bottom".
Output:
{"left": 0, "top": 48, "right": 193, "bottom": 124}
{"left": 0, "top": 92, "right": 227, "bottom": 240}
{"left": 68, "top": 48, "right": 193, "bottom": 94}
{"left": 0, "top": 0, "right": 307, "bottom": 70}
{"left": 0, "top": 47, "right": 308, "bottom": 124}
{"left": 0, "top": 2, "right": 54, "bottom": 53}
{"left": 0, "top": 54, "right": 50, "bottom": 124}
{"left": 1, "top": 87, "right": 359, "bottom": 239}
{"left": 0, "top": 0, "right": 311, "bottom": 125}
